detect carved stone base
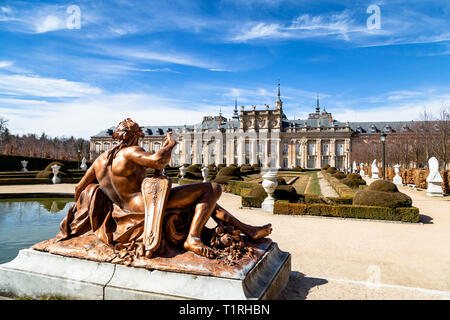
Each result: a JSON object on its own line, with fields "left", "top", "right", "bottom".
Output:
{"left": 0, "top": 243, "right": 290, "bottom": 300}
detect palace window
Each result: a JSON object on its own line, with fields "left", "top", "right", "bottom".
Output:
{"left": 95, "top": 143, "right": 100, "bottom": 153}
{"left": 322, "top": 143, "right": 329, "bottom": 155}
{"left": 104, "top": 143, "right": 110, "bottom": 151}
{"left": 308, "top": 143, "right": 315, "bottom": 155}
{"left": 336, "top": 143, "right": 344, "bottom": 156}
{"left": 296, "top": 144, "right": 301, "bottom": 155}
{"left": 283, "top": 144, "right": 288, "bottom": 155}
{"left": 283, "top": 158, "right": 288, "bottom": 168}
{"left": 154, "top": 143, "right": 160, "bottom": 152}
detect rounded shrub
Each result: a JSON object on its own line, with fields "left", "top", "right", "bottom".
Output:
{"left": 277, "top": 177, "right": 287, "bottom": 185}
{"left": 217, "top": 166, "right": 240, "bottom": 177}
{"left": 334, "top": 172, "right": 346, "bottom": 180}
{"left": 353, "top": 180, "right": 412, "bottom": 209}
{"left": 326, "top": 167, "right": 338, "bottom": 174}
{"left": 368, "top": 180, "right": 399, "bottom": 193}
{"left": 346, "top": 173, "right": 362, "bottom": 180}
{"left": 341, "top": 178, "right": 366, "bottom": 189}
{"left": 321, "top": 164, "right": 331, "bottom": 170}
{"left": 240, "top": 164, "right": 254, "bottom": 174}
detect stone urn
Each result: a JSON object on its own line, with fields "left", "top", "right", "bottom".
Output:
{"left": 261, "top": 171, "right": 278, "bottom": 212}
{"left": 393, "top": 164, "right": 403, "bottom": 186}
{"left": 179, "top": 165, "right": 187, "bottom": 179}
{"left": 21, "top": 160, "right": 28, "bottom": 172}
{"left": 51, "top": 164, "right": 61, "bottom": 184}
{"left": 201, "top": 166, "right": 209, "bottom": 183}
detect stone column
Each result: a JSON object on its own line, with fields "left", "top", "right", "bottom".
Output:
{"left": 316, "top": 139, "right": 322, "bottom": 169}
{"left": 275, "top": 138, "right": 282, "bottom": 169}
{"left": 238, "top": 137, "right": 245, "bottom": 166}
{"left": 250, "top": 138, "right": 257, "bottom": 165}
{"left": 330, "top": 138, "right": 336, "bottom": 167}
{"left": 302, "top": 140, "right": 308, "bottom": 168}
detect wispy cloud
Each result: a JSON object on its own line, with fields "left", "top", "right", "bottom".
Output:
{"left": 0, "top": 73, "right": 101, "bottom": 97}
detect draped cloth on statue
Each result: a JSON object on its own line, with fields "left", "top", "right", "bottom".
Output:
{"left": 56, "top": 183, "right": 193, "bottom": 249}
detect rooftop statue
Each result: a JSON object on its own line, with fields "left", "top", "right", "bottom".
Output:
{"left": 34, "top": 118, "right": 272, "bottom": 270}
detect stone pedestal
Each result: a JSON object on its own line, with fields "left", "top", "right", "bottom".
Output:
{"left": 0, "top": 243, "right": 290, "bottom": 300}
{"left": 426, "top": 182, "right": 444, "bottom": 197}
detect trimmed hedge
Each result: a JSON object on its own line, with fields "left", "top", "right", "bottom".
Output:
{"left": 274, "top": 201, "right": 420, "bottom": 223}
{"left": 177, "top": 178, "right": 205, "bottom": 185}
{"left": 0, "top": 154, "right": 91, "bottom": 171}
{"left": 322, "top": 171, "right": 356, "bottom": 198}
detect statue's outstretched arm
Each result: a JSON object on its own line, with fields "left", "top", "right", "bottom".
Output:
{"left": 125, "top": 133, "right": 177, "bottom": 170}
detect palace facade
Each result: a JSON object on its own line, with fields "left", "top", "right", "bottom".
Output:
{"left": 90, "top": 85, "right": 413, "bottom": 170}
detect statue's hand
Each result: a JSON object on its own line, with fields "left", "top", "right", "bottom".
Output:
{"left": 163, "top": 132, "right": 177, "bottom": 148}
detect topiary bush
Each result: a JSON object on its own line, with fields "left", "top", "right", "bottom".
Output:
{"left": 240, "top": 164, "right": 254, "bottom": 174}
{"left": 217, "top": 166, "right": 241, "bottom": 177}
{"left": 334, "top": 172, "right": 346, "bottom": 180}
{"left": 342, "top": 177, "right": 367, "bottom": 189}
{"left": 241, "top": 184, "right": 302, "bottom": 207}
{"left": 183, "top": 164, "right": 203, "bottom": 180}
{"left": 353, "top": 180, "right": 412, "bottom": 208}
{"left": 346, "top": 173, "right": 362, "bottom": 180}
{"left": 277, "top": 177, "right": 287, "bottom": 185}
{"left": 321, "top": 164, "right": 331, "bottom": 170}
{"left": 36, "top": 161, "right": 69, "bottom": 180}
{"left": 368, "top": 179, "right": 399, "bottom": 193}
{"left": 326, "top": 167, "right": 338, "bottom": 174}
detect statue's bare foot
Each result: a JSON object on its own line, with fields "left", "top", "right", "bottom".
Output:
{"left": 246, "top": 224, "right": 272, "bottom": 240}
{"left": 184, "top": 236, "right": 215, "bottom": 259}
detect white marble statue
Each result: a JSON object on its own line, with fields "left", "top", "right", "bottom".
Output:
{"left": 261, "top": 171, "right": 278, "bottom": 212}
{"left": 360, "top": 163, "right": 365, "bottom": 177}
{"left": 393, "top": 164, "right": 403, "bottom": 186}
{"left": 371, "top": 159, "right": 379, "bottom": 179}
{"left": 21, "top": 160, "right": 28, "bottom": 172}
{"left": 80, "top": 157, "right": 87, "bottom": 170}
{"left": 352, "top": 161, "right": 357, "bottom": 173}
{"left": 426, "top": 157, "right": 443, "bottom": 197}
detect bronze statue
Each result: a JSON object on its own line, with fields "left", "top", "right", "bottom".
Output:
{"left": 49, "top": 118, "right": 271, "bottom": 264}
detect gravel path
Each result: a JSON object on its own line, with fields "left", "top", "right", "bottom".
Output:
{"left": 316, "top": 171, "right": 339, "bottom": 197}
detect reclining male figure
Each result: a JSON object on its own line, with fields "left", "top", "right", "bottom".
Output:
{"left": 75, "top": 118, "right": 272, "bottom": 258}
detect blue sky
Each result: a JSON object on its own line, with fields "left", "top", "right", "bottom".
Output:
{"left": 0, "top": 0, "right": 449, "bottom": 138}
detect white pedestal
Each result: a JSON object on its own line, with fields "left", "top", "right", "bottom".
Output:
{"left": 261, "top": 196, "right": 275, "bottom": 213}
{"left": 372, "top": 172, "right": 379, "bottom": 179}
{"left": 426, "top": 182, "right": 444, "bottom": 197}
{"left": 0, "top": 244, "right": 291, "bottom": 300}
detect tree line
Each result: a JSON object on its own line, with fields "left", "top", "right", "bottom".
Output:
{"left": 351, "top": 107, "right": 450, "bottom": 170}
{"left": 0, "top": 118, "right": 89, "bottom": 161}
